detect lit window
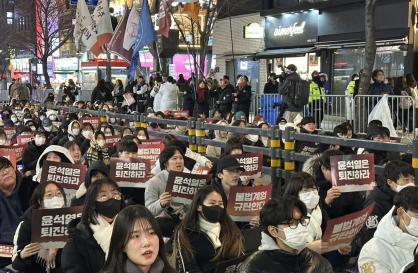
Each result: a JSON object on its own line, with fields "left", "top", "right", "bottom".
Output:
{"left": 7, "top": 19, "right": 12, "bottom": 24}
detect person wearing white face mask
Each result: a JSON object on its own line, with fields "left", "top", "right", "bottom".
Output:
{"left": 359, "top": 187, "right": 418, "bottom": 273}
{"left": 46, "top": 110, "right": 59, "bottom": 122}
{"left": 85, "top": 131, "right": 115, "bottom": 167}
{"left": 22, "top": 130, "right": 48, "bottom": 173}
{"left": 239, "top": 197, "right": 332, "bottom": 273}
{"left": 135, "top": 127, "right": 149, "bottom": 140}
{"left": 363, "top": 160, "right": 415, "bottom": 243}
{"left": 12, "top": 181, "right": 66, "bottom": 273}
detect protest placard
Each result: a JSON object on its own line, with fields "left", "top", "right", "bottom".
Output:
{"left": 32, "top": 206, "right": 83, "bottom": 249}
{"left": 0, "top": 150, "right": 16, "bottom": 169}
{"left": 79, "top": 117, "right": 100, "bottom": 129}
{"left": 40, "top": 161, "right": 87, "bottom": 193}
{"left": 0, "top": 244, "right": 13, "bottom": 258}
{"left": 232, "top": 152, "right": 263, "bottom": 176}
{"left": 226, "top": 184, "right": 272, "bottom": 222}
{"left": 330, "top": 153, "right": 375, "bottom": 192}
{"left": 0, "top": 143, "right": 26, "bottom": 162}
{"left": 105, "top": 135, "right": 121, "bottom": 147}
{"left": 137, "top": 144, "right": 164, "bottom": 167}
{"left": 4, "top": 127, "right": 15, "bottom": 141}
{"left": 322, "top": 203, "right": 375, "bottom": 251}
{"left": 123, "top": 93, "right": 136, "bottom": 106}
{"left": 165, "top": 171, "right": 213, "bottom": 204}
{"left": 109, "top": 157, "right": 151, "bottom": 188}
{"left": 215, "top": 252, "right": 254, "bottom": 273}
{"left": 17, "top": 133, "right": 33, "bottom": 144}
{"left": 193, "top": 166, "right": 211, "bottom": 175}
{"left": 140, "top": 139, "right": 163, "bottom": 145}
{"left": 169, "top": 110, "right": 189, "bottom": 118}
{"left": 390, "top": 137, "right": 402, "bottom": 143}
{"left": 297, "top": 142, "right": 317, "bottom": 155}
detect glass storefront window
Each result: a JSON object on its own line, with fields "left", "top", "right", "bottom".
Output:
{"left": 273, "top": 53, "right": 321, "bottom": 80}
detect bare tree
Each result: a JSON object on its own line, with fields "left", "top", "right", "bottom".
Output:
{"left": 356, "top": 0, "right": 378, "bottom": 129}
{"left": 13, "top": 0, "right": 75, "bottom": 88}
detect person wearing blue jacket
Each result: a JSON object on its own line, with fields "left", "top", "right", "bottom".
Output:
{"left": 366, "top": 69, "right": 394, "bottom": 112}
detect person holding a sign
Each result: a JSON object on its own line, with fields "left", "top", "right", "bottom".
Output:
{"left": 359, "top": 187, "right": 418, "bottom": 273}
{"left": 100, "top": 205, "right": 177, "bottom": 273}
{"left": 22, "top": 130, "right": 48, "bottom": 173}
{"left": 12, "top": 181, "right": 66, "bottom": 273}
{"left": 170, "top": 185, "right": 244, "bottom": 273}
{"left": 33, "top": 145, "right": 75, "bottom": 182}
{"left": 239, "top": 197, "right": 333, "bottom": 273}
{"left": 62, "top": 178, "right": 126, "bottom": 273}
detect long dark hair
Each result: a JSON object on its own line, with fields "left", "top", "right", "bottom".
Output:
{"left": 283, "top": 172, "right": 317, "bottom": 198}
{"left": 171, "top": 185, "right": 243, "bottom": 263}
{"left": 80, "top": 178, "right": 125, "bottom": 225}
{"left": 222, "top": 137, "right": 243, "bottom": 157}
{"left": 100, "top": 205, "right": 176, "bottom": 273}
{"left": 30, "top": 181, "right": 67, "bottom": 209}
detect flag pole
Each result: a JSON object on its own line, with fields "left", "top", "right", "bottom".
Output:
{"left": 154, "top": 41, "right": 163, "bottom": 75}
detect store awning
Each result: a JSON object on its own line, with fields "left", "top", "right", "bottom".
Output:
{"left": 215, "top": 53, "right": 256, "bottom": 60}
{"left": 255, "top": 47, "right": 316, "bottom": 59}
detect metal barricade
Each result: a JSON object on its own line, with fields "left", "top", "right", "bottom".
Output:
{"left": 79, "top": 89, "right": 93, "bottom": 102}
{"left": 354, "top": 95, "right": 416, "bottom": 140}
{"left": 309, "top": 94, "right": 348, "bottom": 131}
{"left": 0, "top": 90, "right": 9, "bottom": 105}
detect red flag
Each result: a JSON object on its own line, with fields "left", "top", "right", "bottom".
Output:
{"left": 158, "top": 0, "right": 174, "bottom": 37}
{"left": 108, "top": 5, "right": 134, "bottom": 62}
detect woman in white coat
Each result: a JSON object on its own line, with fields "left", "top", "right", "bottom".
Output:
{"left": 152, "top": 76, "right": 177, "bottom": 112}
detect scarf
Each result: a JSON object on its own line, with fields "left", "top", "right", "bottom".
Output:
{"left": 86, "top": 138, "right": 110, "bottom": 165}
{"left": 199, "top": 215, "right": 221, "bottom": 249}
{"left": 37, "top": 247, "right": 58, "bottom": 273}
{"left": 307, "top": 206, "right": 323, "bottom": 240}
{"left": 89, "top": 214, "right": 116, "bottom": 259}
{"left": 197, "top": 87, "right": 206, "bottom": 101}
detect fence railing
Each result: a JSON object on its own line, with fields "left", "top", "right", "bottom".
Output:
{"left": 33, "top": 102, "right": 418, "bottom": 197}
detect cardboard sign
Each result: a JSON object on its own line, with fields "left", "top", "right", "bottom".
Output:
{"left": 165, "top": 171, "right": 213, "bottom": 204}
{"left": 32, "top": 206, "right": 83, "bottom": 248}
{"left": 105, "top": 135, "right": 121, "bottom": 147}
{"left": 390, "top": 137, "right": 402, "bottom": 143}
{"left": 170, "top": 110, "right": 189, "bottom": 118}
{"left": 193, "top": 166, "right": 211, "bottom": 175}
{"left": 232, "top": 152, "right": 263, "bottom": 176}
{"left": 226, "top": 184, "right": 272, "bottom": 222}
{"left": 0, "top": 143, "right": 26, "bottom": 162}
{"left": 0, "top": 150, "right": 16, "bottom": 169}
{"left": 0, "top": 244, "right": 13, "bottom": 258}
{"left": 109, "top": 157, "right": 151, "bottom": 188}
{"left": 215, "top": 252, "right": 254, "bottom": 273}
{"left": 322, "top": 203, "right": 375, "bottom": 251}
{"left": 79, "top": 117, "right": 100, "bottom": 129}
{"left": 17, "top": 133, "right": 33, "bottom": 144}
{"left": 330, "top": 154, "right": 375, "bottom": 192}
{"left": 4, "top": 127, "right": 15, "bottom": 140}
{"left": 123, "top": 93, "right": 136, "bottom": 106}
{"left": 137, "top": 144, "right": 164, "bottom": 167}
{"left": 40, "top": 161, "right": 87, "bottom": 193}
{"left": 297, "top": 141, "right": 317, "bottom": 155}
{"left": 139, "top": 138, "right": 163, "bottom": 145}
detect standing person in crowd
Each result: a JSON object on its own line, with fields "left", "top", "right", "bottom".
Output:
{"left": 366, "top": 69, "right": 394, "bottom": 110}
{"left": 183, "top": 78, "right": 196, "bottom": 117}
{"left": 194, "top": 80, "right": 210, "bottom": 118}
{"left": 11, "top": 78, "right": 30, "bottom": 103}
{"left": 177, "top": 73, "right": 188, "bottom": 94}
{"left": 278, "top": 64, "right": 305, "bottom": 123}
{"left": 136, "top": 76, "right": 148, "bottom": 113}
{"left": 345, "top": 74, "right": 358, "bottom": 125}
{"left": 169, "top": 185, "right": 244, "bottom": 273}
{"left": 263, "top": 73, "right": 278, "bottom": 94}
{"left": 239, "top": 197, "right": 333, "bottom": 273}
{"left": 62, "top": 178, "right": 125, "bottom": 273}
{"left": 11, "top": 182, "right": 66, "bottom": 273}
{"left": 152, "top": 76, "right": 177, "bottom": 112}
{"left": 215, "top": 78, "right": 234, "bottom": 114}
{"left": 234, "top": 76, "right": 252, "bottom": 120}
{"left": 407, "top": 74, "right": 418, "bottom": 127}
{"left": 99, "top": 205, "right": 177, "bottom": 273}
{"left": 8, "top": 78, "right": 15, "bottom": 97}
{"left": 91, "top": 79, "right": 112, "bottom": 104}
{"left": 0, "top": 157, "right": 38, "bottom": 268}
{"left": 222, "top": 75, "right": 235, "bottom": 92}
{"left": 358, "top": 187, "right": 418, "bottom": 273}
{"left": 112, "top": 79, "right": 124, "bottom": 107}
{"left": 309, "top": 71, "right": 326, "bottom": 129}
{"left": 320, "top": 73, "right": 331, "bottom": 111}
{"left": 64, "top": 79, "right": 79, "bottom": 102}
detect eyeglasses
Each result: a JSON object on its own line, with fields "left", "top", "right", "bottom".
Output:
{"left": 301, "top": 187, "right": 318, "bottom": 193}
{"left": 97, "top": 191, "right": 122, "bottom": 202}
{"left": 279, "top": 217, "right": 310, "bottom": 229}
{"left": 224, "top": 169, "right": 242, "bottom": 175}
{"left": 0, "top": 165, "right": 11, "bottom": 175}
{"left": 44, "top": 191, "right": 63, "bottom": 199}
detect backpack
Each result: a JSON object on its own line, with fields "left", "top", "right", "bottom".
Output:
{"left": 399, "top": 90, "right": 412, "bottom": 109}
{"left": 290, "top": 80, "right": 310, "bottom": 107}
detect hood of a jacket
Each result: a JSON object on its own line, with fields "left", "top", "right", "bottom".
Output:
{"left": 4, "top": 171, "right": 23, "bottom": 198}
{"left": 35, "top": 145, "right": 75, "bottom": 171}
{"left": 46, "top": 110, "right": 58, "bottom": 118}
{"left": 302, "top": 154, "right": 321, "bottom": 176}
{"left": 214, "top": 120, "right": 228, "bottom": 140}
{"left": 76, "top": 182, "right": 87, "bottom": 199}
{"left": 374, "top": 206, "right": 418, "bottom": 251}
{"left": 85, "top": 161, "right": 110, "bottom": 188}
{"left": 67, "top": 120, "right": 81, "bottom": 138}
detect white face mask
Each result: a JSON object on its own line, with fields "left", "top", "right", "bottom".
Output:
{"left": 73, "top": 129, "right": 80, "bottom": 135}
{"left": 35, "top": 136, "right": 45, "bottom": 146}
{"left": 97, "top": 140, "right": 106, "bottom": 147}
{"left": 138, "top": 136, "right": 147, "bottom": 140}
{"left": 279, "top": 124, "right": 286, "bottom": 130}
{"left": 247, "top": 134, "right": 259, "bottom": 143}
{"left": 44, "top": 126, "right": 52, "bottom": 132}
{"left": 402, "top": 209, "right": 418, "bottom": 236}
{"left": 396, "top": 182, "right": 415, "bottom": 192}
{"left": 11, "top": 117, "right": 17, "bottom": 123}
{"left": 299, "top": 191, "right": 320, "bottom": 210}
{"left": 43, "top": 196, "right": 65, "bottom": 209}
{"left": 0, "top": 139, "right": 6, "bottom": 145}
{"left": 82, "top": 131, "right": 92, "bottom": 138}
{"left": 49, "top": 115, "right": 57, "bottom": 121}
{"left": 275, "top": 224, "right": 312, "bottom": 251}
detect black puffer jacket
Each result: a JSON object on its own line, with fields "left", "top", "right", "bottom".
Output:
{"left": 12, "top": 206, "right": 63, "bottom": 273}
{"left": 61, "top": 218, "right": 105, "bottom": 273}
{"left": 22, "top": 141, "right": 47, "bottom": 172}
{"left": 239, "top": 232, "right": 333, "bottom": 273}
{"left": 235, "top": 85, "right": 252, "bottom": 119}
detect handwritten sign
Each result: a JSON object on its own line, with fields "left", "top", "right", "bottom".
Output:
{"left": 232, "top": 152, "right": 263, "bottom": 176}
{"left": 79, "top": 117, "right": 100, "bottom": 129}
{"left": 165, "top": 171, "right": 213, "bottom": 204}
{"left": 105, "top": 135, "right": 121, "bottom": 147}
{"left": 40, "top": 161, "right": 87, "bottom": 193}
{"left": 330, "top": 154, "right": 375, "bottom": 192}
{"left": 0, "top": 143, "right": 26, "bottom": 162}
{"left": 0, "top": 150, "right": 16, "bottom": 169}
{"left": 109, "top": 157, "right": 151, "bottom": 188}
{"left": 137, "top": 144, "right": 164, "bottom": 167}
{"left": 17, "top": 133, "right": 33, "bottom": 144}
{"left": 322, "top": 204, "right": 375, "bottom": 251}
{"left": 226, "top": 185, "right": 272, "bottom": 222}
{"left": 4, "top": 127, "right": 15, "bottom": 141}
{"left": 31, "top": 206, "right": 83, "bottom": 249}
